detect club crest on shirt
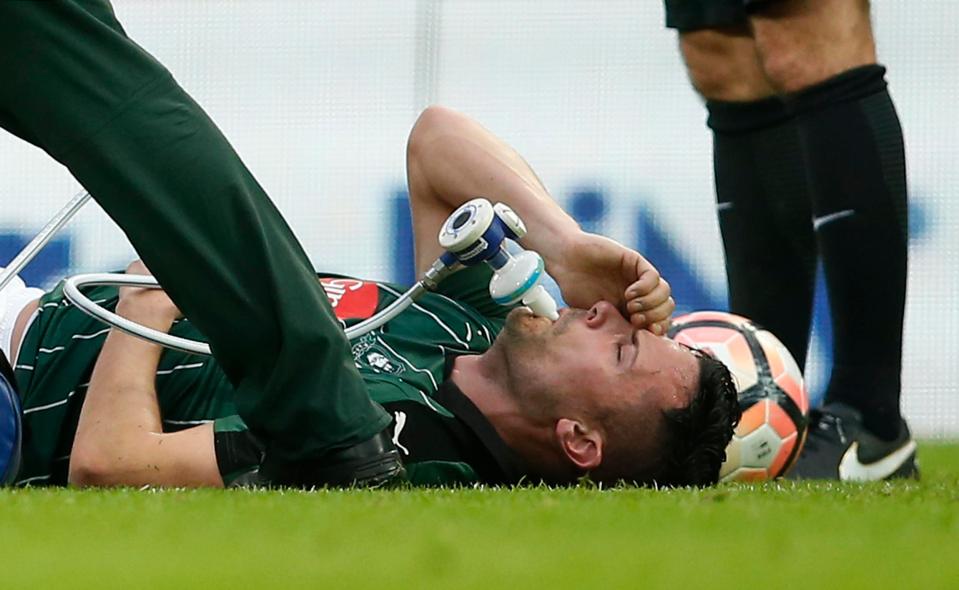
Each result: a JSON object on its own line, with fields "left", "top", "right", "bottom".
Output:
{"left": 320, "top": 277, "right": 379, "bottom": 320}
{"left": 366, "top": 351, "right": 404, "bottom": 375}
{"left": 351, "top": 334, "right": 405, "bottom": 375}
{"left": 351, "top": 333, "right": 377, "bottom": 361}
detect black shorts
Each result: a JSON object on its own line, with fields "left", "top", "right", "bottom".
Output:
{"left": 664, "top": 0, "right": 778, "bottom": 32}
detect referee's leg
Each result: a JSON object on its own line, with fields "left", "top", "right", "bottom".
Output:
{"left": 0, "top": 0, "right": 398, "bottom": 485}
{"left": 670, "top": 10, "right": 818, "bottom": 368}
{"left": 750, "top": 0, "right": 909, "bottom": 443}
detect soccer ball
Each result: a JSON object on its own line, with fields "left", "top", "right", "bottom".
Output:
{"left": 668, "top": 311, "right": 809, "bottom": 482}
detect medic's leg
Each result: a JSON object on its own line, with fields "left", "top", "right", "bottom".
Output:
{"left": 0, "top": 0, "right": 401, "bottom": 486}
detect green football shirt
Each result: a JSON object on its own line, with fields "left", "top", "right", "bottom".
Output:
{"left": 13, "top": 266, "right": 528, "bottom": 487}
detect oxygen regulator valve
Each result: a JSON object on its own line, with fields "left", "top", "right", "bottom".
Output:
{"left": 438, "top": 198, "right": 559, "bottom": 321}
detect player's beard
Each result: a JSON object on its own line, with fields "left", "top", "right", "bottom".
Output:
{"left": 494, "top": 308, "right": 568, "bottom": 420}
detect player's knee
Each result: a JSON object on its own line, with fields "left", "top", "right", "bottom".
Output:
{"left": 683, "top": 58, "right": 738, "bottom": 101}
{"left": 757, "top": 44, "right": 874, "bottom": 94}
{"left": 752, "top": 0, "right": 876, "bottom": 93}
{"left": 679, "top": 28, "right": 774, "bottom": 102}
{"left": 756, "top": 48, "right": 812, "bottom": 93}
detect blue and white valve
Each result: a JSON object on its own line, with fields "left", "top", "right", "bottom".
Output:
{"left": 438, "top": 198, "right": 559, "bottom": 320}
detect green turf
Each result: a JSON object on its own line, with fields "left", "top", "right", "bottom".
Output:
{"left": 3, "top": 442, "right": 957, "bottom": 589}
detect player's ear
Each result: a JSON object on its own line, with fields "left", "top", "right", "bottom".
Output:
{"left": 555, "top": 418, "right": 603, "bottom": 470}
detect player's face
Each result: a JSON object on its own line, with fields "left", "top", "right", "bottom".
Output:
{"left": 498, "top": 301, "right": 699, "bottom": 424}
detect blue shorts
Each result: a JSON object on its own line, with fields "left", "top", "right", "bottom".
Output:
{"left": 0, "top": 358, "right": 21, "bottom": 485}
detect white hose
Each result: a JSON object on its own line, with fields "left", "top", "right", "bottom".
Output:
{"left": 0, "top": 190, "right": 91, "bottom": 292}
{"left": 20, "top": 191, "right": 434, "bottom": 354}
{"left": 343, "top": 283, "right": 425, "bottom": 339}
{"left": 62, "top": 272, "right": 425, "bottom": 355}
{"left": 63, "top": 273, "right": 212, "bottom": 355}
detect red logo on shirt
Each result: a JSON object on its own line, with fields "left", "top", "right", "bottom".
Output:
{"left": 320, "top": 278, "right": 379, "bottom": 320}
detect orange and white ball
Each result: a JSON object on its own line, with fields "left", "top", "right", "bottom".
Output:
{"left": 669, "top": 311, "right": 809, "bottom": 482}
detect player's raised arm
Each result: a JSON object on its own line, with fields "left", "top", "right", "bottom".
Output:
{"left": 405, "top": 106, "right": 674, "bottom": 332}
{"left": 69, "top": 261, "right": 222, "bottom": 488}
{"left": 406, "top": 106, "right": 578, "bottom": 276}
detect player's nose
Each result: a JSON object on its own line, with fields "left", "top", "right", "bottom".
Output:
{"left": 585, "top": 301, "right": 619, "bottom": 328}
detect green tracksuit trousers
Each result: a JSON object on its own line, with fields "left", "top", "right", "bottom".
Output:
{"left": 0, "top": 0, "right": 391, "bottom": 466}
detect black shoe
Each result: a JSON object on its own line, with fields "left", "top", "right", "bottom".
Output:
{"left": 257, "top": 428, "right": 407, "bottom": 489}
{"left": 786, "top": 403, "right": 918, "bottom": 481}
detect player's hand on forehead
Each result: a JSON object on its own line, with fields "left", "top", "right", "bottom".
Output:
{"left": 624, "top": 270, "right": 673, "bottom": 335}
{"left": 548, "top": 231, "right": 674, "bottom": 335}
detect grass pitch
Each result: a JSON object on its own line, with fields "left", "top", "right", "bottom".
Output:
{"left": 3, "top": 443, "right": 957, "bottom": 589}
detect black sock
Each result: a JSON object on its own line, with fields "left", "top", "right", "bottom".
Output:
{"left": 707, "top": 97, "right": 817, "bottom": 370}
{"left": 786, "top": 65, "right": 908, "bottom": 441}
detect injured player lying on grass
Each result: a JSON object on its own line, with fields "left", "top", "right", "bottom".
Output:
{"left": 9, "top": 106, "right": 739, "bottom": 489}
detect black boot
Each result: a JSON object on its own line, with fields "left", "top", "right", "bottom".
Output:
{"left": 257, "top": 428, "right": 407, "bottom": 489}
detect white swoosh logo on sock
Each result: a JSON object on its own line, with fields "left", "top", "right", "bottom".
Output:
{"left": 838, "top": 439, "right": 917, "bottom": 481}
{"left": 813, "top": 209, "right": 855, "bottom": 231}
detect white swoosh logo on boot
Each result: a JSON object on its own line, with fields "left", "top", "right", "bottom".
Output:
{"left": 813, "top": 209, "right": 855, "bottom": 231}
{"left": 838, "top": 439, "right": 917, "bottom": 481}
